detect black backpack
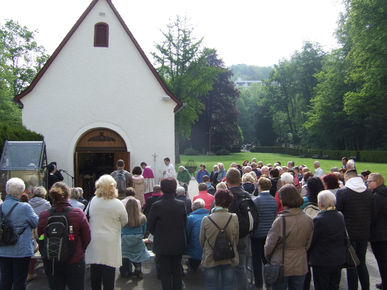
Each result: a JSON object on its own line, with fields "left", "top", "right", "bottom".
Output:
{"left": 39, "top": 207, "right": 75, "bottom": 263}
{"left": 0, "top": 203, "right": 25, "bottom": 246}
{"left": 234, "top": 194, "right": 259, "bottom": 238}
{"left": 207, "top": 215, "right": 235, "bottom": 261}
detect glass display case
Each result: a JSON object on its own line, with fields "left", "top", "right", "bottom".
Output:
{"left": 0, "top": 141, "right": 47, "bottom": 198}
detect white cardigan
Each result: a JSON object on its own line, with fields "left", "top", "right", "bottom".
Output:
{"left": 85, "top": 197, "right": 128, "bottom": 268}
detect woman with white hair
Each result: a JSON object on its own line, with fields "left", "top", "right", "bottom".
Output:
{"left": 29, "top": 186, "right": 51, "bottom": 217}
{"left": 274, "top": 172, "right": 294, "bottom": 214}
{"left": 85, "top": 175, "right": 128, "bottom": 290}
{"left": 176, "top": 186, "right": 192, "bottom": 214}
{"left": 70, "top": 187, "right": 85, "bottom": 210}
{"left": 308, "top": 190, "right": 346, "bottom": 290}
{"left": 177, "top": 166, "right": 191, "bottom": 193}
{"left": 0, "top": 177, "right": 38, "bottom": 290}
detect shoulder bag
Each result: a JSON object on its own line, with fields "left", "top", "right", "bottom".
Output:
{"left": 342, "top": 227, "right": 360, "bottom": 268}
{"left": 264, "top": 216, "right": 286, "bottom": 286}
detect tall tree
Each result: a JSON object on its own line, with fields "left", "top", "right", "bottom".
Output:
{"left": 262, "top": 42, "right": 324, "bottom": 145}
{"left": 188, "top": 49, "right": 242, "bottom": 153}
{"left": 0, "top": 20, "right": 49, "bottom": 123}
{"left": 339, "top": 0, "right": 387, "bottom": 149}
{"left": 306, "top": 50, "right": 356, "bottom": 149}
{"left": 152, "top": 16, "right": 219, "bottom": 160}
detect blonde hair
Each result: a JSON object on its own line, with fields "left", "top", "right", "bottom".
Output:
{"left": 242, "top": 173, "right": 255, "bottom": 184}
{"left": 126, "top": 198, "right": 146, "bottom": 227}
{"left": 216, "top": 182, "right": 227, "bottom": 190}
{"left": 95, "top": 174, "right": 118, "bottom": 199}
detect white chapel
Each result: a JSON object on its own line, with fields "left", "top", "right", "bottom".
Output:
{"left": 14, "top": 0, "right": 182, "bottom": 193}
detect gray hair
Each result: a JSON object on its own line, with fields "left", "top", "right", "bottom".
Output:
{"left": 346, "top": 159, "right": 355, "bottom": 170}
{"left": 6, "top": 177, "right": 26, "bottom": 197}
{"left": 281, "top": 172, "right": 294, "bottom": 185}
{"left": 32, "top": 186, "right": 47, "bottom": 198}
{"left": 176, "top": 186, "right": 186, "bottom": 197}
{"left": 192, "top": 198, "right": 205, "bottom": 211}
{"left": 71, "top": 187, "right": 80, "bottom": 199}
{"left": 318, "top": 190, "right": 336, "bottom": 209}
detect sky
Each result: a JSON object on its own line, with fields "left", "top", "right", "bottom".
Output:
{"left": 0, "top": 0, "right": 345, "bottom": 67}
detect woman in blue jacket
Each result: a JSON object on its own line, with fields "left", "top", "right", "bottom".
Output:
{"left": 186, "top": 198, "right": 209, "bottom": 271}
{"left": 0, "top": 177, "right": 38, "bottom": 290}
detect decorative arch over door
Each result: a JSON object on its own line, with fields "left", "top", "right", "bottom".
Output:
{"left": 74, "top": 128, "right": 130, "bottom": 199}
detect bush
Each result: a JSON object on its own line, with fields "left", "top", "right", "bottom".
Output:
{"left": 184, "top": 147, "right": 200, "bottom": 155}
{"left": 0, "top": 122, "right": 43, "bottom": 155}
{"left": 215, "top": 149, "right": 230, "bottom": 155}
{"left": 250, "top": 146, "right": 387, "bottom": 163}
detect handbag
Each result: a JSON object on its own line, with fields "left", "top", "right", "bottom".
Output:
{"left": 264, "top": 216, "right": 286, "bottom": 286}
{"left": 342, "top": 227, "right": 360, "bottom": 268}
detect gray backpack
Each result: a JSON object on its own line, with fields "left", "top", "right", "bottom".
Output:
{"left": 114, "top": 170, "right": 127, "bottom": 194}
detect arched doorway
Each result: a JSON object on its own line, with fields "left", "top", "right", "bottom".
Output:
{"left": 74, "top": 128, "right": 130, "bottom": 200}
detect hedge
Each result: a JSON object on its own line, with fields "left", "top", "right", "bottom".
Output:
{"left": 250, "top": 146, "right": 387, "bottom": 163}
{"left": 0, "top": 122, "right": 43, "bottom": 156}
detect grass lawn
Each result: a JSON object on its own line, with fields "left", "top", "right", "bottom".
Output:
{"left": 179, "top": 152, "right": 387, "bottom": 179}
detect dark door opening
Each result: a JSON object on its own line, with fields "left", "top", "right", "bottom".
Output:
{"left": 76, "top": 152, "right": 115, "bottom": 200}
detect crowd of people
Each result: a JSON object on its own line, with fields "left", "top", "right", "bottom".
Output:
{"left": 0, "top": 156, "right": 385, "bottom": 290}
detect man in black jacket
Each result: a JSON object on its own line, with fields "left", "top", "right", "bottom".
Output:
{"left": 148, "top": 178, "right": 187, "bottom": 290}
{"left": 227, "top": 168, "right": 258, "bottom": 290}
{"left": 336, "top": 169, "right": 374, "bottom": 290}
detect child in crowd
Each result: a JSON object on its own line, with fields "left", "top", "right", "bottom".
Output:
{"left": 120, "top": 199, "right": 150, "bottom": 278}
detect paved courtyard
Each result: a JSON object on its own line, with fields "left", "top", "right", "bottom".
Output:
{"left": 27, "top": 179, "right": 382, "bottom": 289}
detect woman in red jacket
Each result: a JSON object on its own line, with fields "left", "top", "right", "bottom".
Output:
{"left": 38, "top": 182, "right": 91, "bottom": 290}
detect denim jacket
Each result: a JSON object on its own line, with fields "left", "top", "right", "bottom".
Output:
{"left": 0, "top": 195, "right": 38, "bottom": 258}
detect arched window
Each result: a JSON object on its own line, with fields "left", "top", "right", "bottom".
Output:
{"left": 94, "top": 22, "right": 109, "bottom": 47}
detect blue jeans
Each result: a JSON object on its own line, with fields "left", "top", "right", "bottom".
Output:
{"left": 205, "top": 264, "right": 235, "bottom": 290}
{"left": 272, "top": 275, "right": 306, "bottom": 290}
{"left": 0, "top": 256, "right": 30, "bottom": 290}
{"left": 43, "top": 259, "right": 85, "bottom": 290}
{"left": 347, "top": 240, "right": 369, "bottom": 290}
{"left": 235, "top": 236, "right": 249, "bottom": 290}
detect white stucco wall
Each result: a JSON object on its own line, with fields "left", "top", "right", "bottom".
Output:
{"left": 20, "top": 0, "right": 176, "bottom": 183}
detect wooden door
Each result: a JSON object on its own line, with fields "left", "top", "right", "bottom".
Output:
{"left": 114, "top": 152, "right": 130, "bottom": 171}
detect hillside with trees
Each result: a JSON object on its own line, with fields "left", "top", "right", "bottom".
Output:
{"left": 234, "top": 0, "right": 387, "bottom": 151}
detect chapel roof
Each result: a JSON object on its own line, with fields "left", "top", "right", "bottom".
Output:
{"left": 13, "top": 0, "right": 182, "bottom": 112}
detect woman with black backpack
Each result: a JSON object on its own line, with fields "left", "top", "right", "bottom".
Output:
{"left": 38, "top": 182, "right": 91, "bottom": 290}
{"left": 200, "top": 189, "right": 239, "bottom": 290}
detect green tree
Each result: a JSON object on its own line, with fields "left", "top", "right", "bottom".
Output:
{"left": 262, "top": 42, "right": 324, "bottom": 145}
{"left": 152, "top": 16, "right": 220, "bottom": 160}
{"left": 339, "top": 0, "right": 387, "bottom": 149}
{"left": 306, "top": 50, "right": 355, "bottom": 149}
{"left": 188, "top": 49, "right": 242, "bottom": 153}
{"left": 237, "top": 83, "right": 265, "bottom": 144}
{"left": 0, "top": 20, "right": 49, "bottom": 123}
